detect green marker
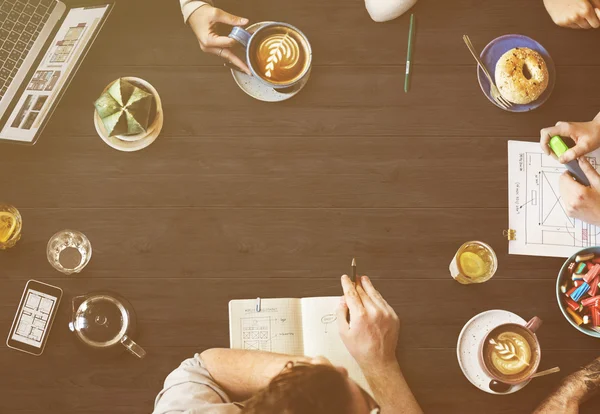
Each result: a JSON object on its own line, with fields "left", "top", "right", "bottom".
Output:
{"left": 404, "top": 14, "right": 415, "bottom": 93}
{"left": 548, "top": 136, "right": 590, "bottom": 187}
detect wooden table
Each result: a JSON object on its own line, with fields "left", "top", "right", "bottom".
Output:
{"left": 2, "top": 0, "right": 600, "bottom": 412}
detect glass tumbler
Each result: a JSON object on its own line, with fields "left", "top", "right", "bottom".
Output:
{"left": 47, "top": 230, "right": 92, "bottom": 275}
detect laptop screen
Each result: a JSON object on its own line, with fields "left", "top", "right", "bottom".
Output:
{"left": 0, "top": 4, "right": 112, "bottom": 143}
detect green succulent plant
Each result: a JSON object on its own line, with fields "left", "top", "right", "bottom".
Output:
{"left": 94, "top": 78, "right": 154, "bottom": 137}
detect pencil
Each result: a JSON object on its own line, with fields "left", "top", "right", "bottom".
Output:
{"left": 404, "top": 13, "right": 415, "bottom": 93}
{"left": 351, "top": 257, "right": 357, "bottom": 283}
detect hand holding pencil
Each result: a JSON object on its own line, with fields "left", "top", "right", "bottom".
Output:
{"left": 337, "top": 274, "right": 401, "bottom": 369}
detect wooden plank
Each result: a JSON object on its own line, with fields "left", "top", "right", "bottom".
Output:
{"left": 0, "top": 207, "right": 568, "bottom": 279}
{"left": 28, "top": 65, "right": 600, "bottom": 138}
{"left": 3, "top": 135, "right": 509, "bottom": 208}
{"left": 85, "top": 0, "right": 600, "bottom": 67}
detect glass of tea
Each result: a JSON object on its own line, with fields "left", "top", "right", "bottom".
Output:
{"left": 449, "top": 241, "right": 497, "bottom": 284}
{"left": 0, "top": 204, "right": 22, "bottom": 250}
{"left": 46, "top": 230, "right": 92, "bottom": 275}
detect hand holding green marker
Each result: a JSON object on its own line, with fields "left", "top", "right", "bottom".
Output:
{"left": 549, "top": 136, "right": 591, "bottom": 187}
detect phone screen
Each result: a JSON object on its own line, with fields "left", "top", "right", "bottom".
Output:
{"left": 11, "top": 288, "right": 58, "bottom": 348}
{"left": 7, "top": 280, "right": 62, "bottom": 356}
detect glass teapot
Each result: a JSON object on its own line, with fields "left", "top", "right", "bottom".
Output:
{"left": 68, "top": 292, "right": 146, "bottom": 359}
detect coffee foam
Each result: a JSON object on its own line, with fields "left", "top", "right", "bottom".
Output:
{"left": 483, "top": 325, "right": 538, "bottom": 381}
{"left": 251, "top": 27, "right": 309, "bottom": 85}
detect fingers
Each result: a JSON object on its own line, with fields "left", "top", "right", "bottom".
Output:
{"left": 560, "top": 171, "right": 585, "bottom": 218}
{"left": 217, "top": 48, "right": 251, "bottom": 75}
{"left": 336, "top": 297, "right": 350, "bottom": 332}
{"left": 359, "top": 275, "right": 395, "bottom": 313}
{"left": 355, "top": 277, "right": 376, "bottom": 310}
{"left": 577, "top": 17, "right": 593, "bottom": 29}
{"left": 340, "top": 275, "right": 365, "bottom": 316}
{"left": 578, "top": 158, "right": 600, "bottom": 187}
{"left": 540, "top": 122, "right": 572, "bottom": 156}
{"left": 583, "top": 2, "right": 600, "bottom": 28}
{"left": 204, "top": 35, "right": 238, "bottom": 49}
{"left": 214, "top": 9, "right": 249, "bottom": 26}
{"left": 561, "top": 140, "right": 591, "bottom": 164}
{"left": 560, "top": 170, "right": 578, "bottom": 196}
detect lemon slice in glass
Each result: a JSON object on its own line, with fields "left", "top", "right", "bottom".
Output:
{"left": 0, "top": 212, "right": 17, "bottom": 243}
{"left": 459, "top": 252, "right": 486, "bottom": 278}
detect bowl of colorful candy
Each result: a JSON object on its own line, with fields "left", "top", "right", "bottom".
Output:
{"left": 557, "top": 247, "right": 600, "bottom": 338}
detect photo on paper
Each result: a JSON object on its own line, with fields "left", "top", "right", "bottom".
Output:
{"left": 49, "top": 23, "right": 86, "bottom": 64}
{"left": 28, "top": 70, "right": 61, "bottom": 92}
{"left": 21, "top": 112, "right": 39, "bottom": 130}
{"left": 10, "top": 95, "right": 34, "bottom": 128}
{"left": 32, "top": 96, "right": 48, "bottom": 111}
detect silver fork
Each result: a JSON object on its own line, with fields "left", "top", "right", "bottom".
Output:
{"left": 462, "top": 34, "right": 513, "bottom": 110}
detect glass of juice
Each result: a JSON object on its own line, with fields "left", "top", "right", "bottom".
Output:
{"left": 0, "top": 204, "right": 22, "bottom": 249}
{"left": 46, "top": 230, "right": 92, "bottom": 275}
{"left": 449, "top": 241, "right": 497, "bottom": 284}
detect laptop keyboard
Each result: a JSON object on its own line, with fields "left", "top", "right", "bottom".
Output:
{"left": 0, "top": 0, "right": 56, "bottom": 99}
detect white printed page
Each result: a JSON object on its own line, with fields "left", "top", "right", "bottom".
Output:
{"left": 300, "top": 296, "right": 372, "bottom": 395}
{"left": 229, "top": 298, "right": 304, "bottom": 356}
{"left": 508, "top": 140, "right": 600, "bottom": 257}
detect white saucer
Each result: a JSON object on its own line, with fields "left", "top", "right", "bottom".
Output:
{"left": 230, "top": 22, "right": 307, "bottom": 103}
{"left": 456, "top": 309, "right": 530, "bottom": 395}
{"left": 93, "top": 77, "right": 163, "bottom": 152}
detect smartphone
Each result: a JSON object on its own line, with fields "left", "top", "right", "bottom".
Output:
{"left": 6, "top": 280, "right": 63, "bottom": 356}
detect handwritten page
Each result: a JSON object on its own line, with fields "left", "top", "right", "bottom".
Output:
{"left": 229, "top": 298, "right": 304, "bottom": 356}
{"left": 508, "top": 140, "right": 600, "bottom": 257}
{"left": 300, "top": 296, "right": 372, "bottom": 395}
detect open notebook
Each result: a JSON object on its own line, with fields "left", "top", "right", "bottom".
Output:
{"left": 229, "top": 296, "right": 372, "bottom": 395}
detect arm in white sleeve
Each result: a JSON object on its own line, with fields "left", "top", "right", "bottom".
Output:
{"left": 180, "top": 0, "right": 213, "bottom": 23}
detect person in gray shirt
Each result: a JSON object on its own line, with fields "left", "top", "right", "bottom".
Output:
{"left": 153, "top": 275, "right": 423, "bottom": 414}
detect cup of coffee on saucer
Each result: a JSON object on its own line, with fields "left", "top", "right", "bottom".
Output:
{"left": 480, "top": 317, "right": 542, "bottom": 391}
{"left": 229, "top": 22, "right": 312, "bottom": 95}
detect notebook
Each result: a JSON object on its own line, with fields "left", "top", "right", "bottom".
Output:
{"left": 228, "top": 296, "right": 372, "bottom": 395}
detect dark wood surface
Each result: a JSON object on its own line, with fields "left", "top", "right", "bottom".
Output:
{"left": 2, "top": 0, "right": 600, "bottom": 412}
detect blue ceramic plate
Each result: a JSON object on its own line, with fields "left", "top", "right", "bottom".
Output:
{"left": 477, "top": 34, "right": 555, "bottom": 112}
{"left": 557, "top": 246, "right": 600, "bottom": 339}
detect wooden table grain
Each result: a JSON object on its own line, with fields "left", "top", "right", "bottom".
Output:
{"left": 2, "top": 0, "right": 600, "bottom": 412}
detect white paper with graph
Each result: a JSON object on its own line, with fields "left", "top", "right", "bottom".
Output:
{"left": 229, "top": 296, "right": 371, "bottom": 395}
{"left": 508, "top": 140, "right": 600, "bottom": 257}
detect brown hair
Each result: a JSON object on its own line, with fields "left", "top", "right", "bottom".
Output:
{"left": 241, "top": 363, "right": 353, "bottom": 414}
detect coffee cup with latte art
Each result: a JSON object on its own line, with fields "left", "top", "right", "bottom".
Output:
{"left": 479, "top": 317, "right": 542, "bottom": 385}
{"left": 229, "top": 22, "right": 312, "bottom": 93}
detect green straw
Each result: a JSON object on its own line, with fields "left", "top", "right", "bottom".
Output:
{"left": 404, "top": 13, "right": 415, "bottom": 93}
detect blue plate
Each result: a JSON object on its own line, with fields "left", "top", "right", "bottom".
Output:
{"left": 477, "top": 34, "right": 555, "bottom": 112}
{"left": 557, "top": 247, "right": 600, "bottom": 339}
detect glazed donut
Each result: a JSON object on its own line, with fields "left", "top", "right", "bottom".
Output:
{"left": 494, "top": 48, "right": 549, "bottom": 105}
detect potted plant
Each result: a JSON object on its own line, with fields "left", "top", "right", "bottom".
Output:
{"left": 93, "top": 77, "right": 163, "bottom": 151}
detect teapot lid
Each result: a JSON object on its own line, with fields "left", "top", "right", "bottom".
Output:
{"left": 71, "top": 294, "right": 129, "bottom": 347}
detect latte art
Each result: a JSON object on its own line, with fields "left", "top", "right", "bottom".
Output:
{"left": 249, "top": 26, "right": 309, "bottom": 85}
{"left": 258, "top": 33, "right": 300, "bottom": 79}
{"left": 488, "top": 332, "right": 531, "bottom": 376}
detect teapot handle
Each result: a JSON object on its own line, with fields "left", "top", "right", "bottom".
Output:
{"left": 121, "top": 335, "right": 146, "bottom": 359}
{"left": 71, "top": 295, "right": 87, "bottom": 314}
{"left": 69, "top": 296, "right": 88, "bottom": 332}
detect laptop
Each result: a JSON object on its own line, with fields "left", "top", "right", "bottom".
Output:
{"left": 0, "top": 0, "right": 114, "bottom": 145}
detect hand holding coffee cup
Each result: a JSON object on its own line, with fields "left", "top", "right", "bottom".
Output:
{"left": 228, "top": 22, "right": 312, "bottom": 93}
{"left": 480, "top": 317, "right": 543, "bottom": 387}
{"left": 187, "top": 5, "right": 251, "bottom": 75}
